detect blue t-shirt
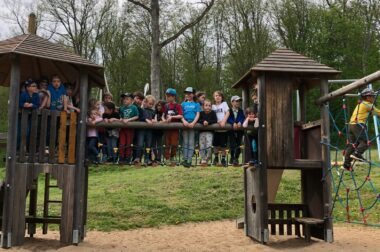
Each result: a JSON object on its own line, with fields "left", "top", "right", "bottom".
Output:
{"left": 181, "top": 101, "right": 201, "bottom": 122}
{"left": 48, "top": 84, "right": 66, "bottom": 111}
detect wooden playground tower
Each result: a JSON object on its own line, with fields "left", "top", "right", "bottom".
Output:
{"left": 0, "top": 14, "right": 104, "bottom": 248}
{"left": 233, "top": 48, "right": 341, "bottom": 243}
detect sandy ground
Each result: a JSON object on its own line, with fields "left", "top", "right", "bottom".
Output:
{"left": 4, "top": 220, "right": 380, "bottom": 252}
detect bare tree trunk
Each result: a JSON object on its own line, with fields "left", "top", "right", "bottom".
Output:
{"left": 151, "top": 0, "right": 161, "bottom": 98}
{"left": 128, "top": 0, "right": 214, "bottom": 99}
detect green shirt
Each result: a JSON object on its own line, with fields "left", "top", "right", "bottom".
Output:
{"left": 119, "top": 104, "right": 138, "bottom": 119}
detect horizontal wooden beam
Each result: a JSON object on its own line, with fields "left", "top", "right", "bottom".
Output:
{"left": 317, "top": 70, "right": 380, "bottom": 105}
{"left": 94, "top": 121, "right": 255, "bottom": 131}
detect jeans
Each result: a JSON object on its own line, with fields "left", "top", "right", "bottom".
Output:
{"left": 136, "top": 129, "right": 152, "bottom": 161}
{"left": 87, "top": 137, "right": 99, "bottom": 162}
{"left": 182, "top": 129, "right": 195, "bottom": 162}
{"left": 106, "top": 136, "right": 118, "bottom": 161}
{"left": 344, "top": 124, "right": 368, "bottom": 166}
{"left": 199, "top": 131, "right": 213, "bottom": 161}
{"left": 229, "top": 130, "right": 243, "bottom": 161}
{"left": 152, "top": 130, "right": 163, "bottom": 161}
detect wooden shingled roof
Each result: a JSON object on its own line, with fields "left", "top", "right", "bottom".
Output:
{"left": 0, "top": 34, "right": 105, "bottom": 87}
{"left": 232, "top": 48, "right": 340, "bottom": 88}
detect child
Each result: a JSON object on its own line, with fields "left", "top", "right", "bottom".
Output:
{"left": 88, "top": 98, "right": 101, "bottom": 115}
{"left": 181, "top": 87, "right": 201, "bottom": 167}
{"left": 18, "top": 80, "right": 40, "bottom": 149}
{"left": 38, "top": 78, "right": 50, "bottom": 109}
{"left": 243, "top": 107, "right": 259, "bottom": 165}
{"left": 196, "top": 91, "right": 206, "bottom": 107}
{"left": 151, "top": 100, "right": 165, "bottom": 165}
{"left": 99, "top": 92, "right": 113, "bottom": 115}
{"left": 136, "top": 95, "right": 156, "bottom": 165}
{"left": 86, "top": 109, "right": 103, "bottom": 164}
{"left": 47, "top": 75, "right": 67, "bottom": 111}
{"left": 132, "top": 91, "right": 145, "bottom": 163}
{"left": 19, "top": 80, "right": 40, "bottom": 109}
{"left": 343, "top": 88, "right": 380, "bottom": 169}
{"left": 119, "top": 93, "right": 139, "bottom": 164}
{"left": 163, "top": 88, "right": 183, "bottom": 165}
{"left": 102, "top": 102, "right": 120, "bottom": 163}
{"left": 66, "top": 84, "right": 80, "bottom": 113}
{"left": 212, "top": 90, "right": 230, "bottom": 167}
{"left": 198, "top": 99, "right": 217, "bottom": 165}
{"left": 227, "top": 95, "right": 245, "bottom": 166}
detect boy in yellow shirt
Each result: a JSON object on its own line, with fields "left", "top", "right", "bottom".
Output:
{"left": 344, "top": 88, "right": 380, "bottom": 169}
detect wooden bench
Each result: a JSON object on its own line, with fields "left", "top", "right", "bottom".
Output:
{"left": 294, "top": 217, "right": 324, "bottom": 242}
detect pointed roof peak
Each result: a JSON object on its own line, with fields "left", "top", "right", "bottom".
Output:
{"left": 252, "top": 48, "right": 340, "bottom": 74}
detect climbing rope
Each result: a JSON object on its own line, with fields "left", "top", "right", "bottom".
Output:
{"left": 323, "top": 89, "right": 380, "bottom": 226}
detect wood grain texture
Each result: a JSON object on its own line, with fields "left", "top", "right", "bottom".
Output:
{"left": 68, "top": 112, "right": 77, "bottom": 164}
{"left": 58, "top": 111, "right": 67, "bottom": 163}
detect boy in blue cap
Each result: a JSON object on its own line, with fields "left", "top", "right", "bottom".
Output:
{"left": 163, "top": 88, "right": 183, "bottom": 165}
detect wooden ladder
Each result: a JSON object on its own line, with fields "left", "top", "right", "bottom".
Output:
{"left": 42, "top": 173, "right": 62, "bottom": 234}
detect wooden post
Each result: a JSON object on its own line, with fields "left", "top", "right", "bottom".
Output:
{"left": 72, "top": 67, "right": 89, "bottom": 244}
{"left": 1, "top": 54, "right": 24, "bottom": 248}
{"left": 257, "top": 74, "right": 269, "bottom": 243}
{"left": 320, "top": 79, "right": 333, "bottom": 242}
{"left": 245, "top": 74, "right": 268, "bottom": 243}
{"left": 242, "top": 86, "right": 249, "bottom": 110}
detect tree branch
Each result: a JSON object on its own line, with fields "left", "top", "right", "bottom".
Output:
{"left": 127, "top": 0, "right": 151, "bottom": 13}
{"left": 160, "top": 0, "right": 214, "bottom": 48}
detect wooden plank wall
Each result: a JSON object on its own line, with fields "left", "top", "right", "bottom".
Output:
{"left": 17, "top": 109, "right": 77, "bottom": 164}
{"left": 265, "top": 74, "right": 294, "bottom": 168}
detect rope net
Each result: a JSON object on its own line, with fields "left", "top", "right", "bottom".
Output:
{"left": 325, "top": 90, "right": 380, "bottom": 226}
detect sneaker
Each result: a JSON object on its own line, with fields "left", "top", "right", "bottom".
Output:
{"left": 181, "top": 160, "right": 188, "bottom": 167}
{"left": 343, "top": 162, "right": 351, "bottom": 170}
{"left": 212, "top": 156, "right": 219, "bottom": 166}
{"left": 221, "top": 157, "right": 227, "bottom": 167}
{"left": 229, "top": 158, "right": 234, "bottom": 165}
{"left": 184, "top": 160, "right": 191, "bottom": 168}
{"left": 233, "top": 160, "right": 239, "bottom": 166}
{"left": 200, "top": 160, "right": 207, "bottom": 166}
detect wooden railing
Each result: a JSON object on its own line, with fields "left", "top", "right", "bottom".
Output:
{"left": 17, "top": 109, "right": 77, "bottom": 164}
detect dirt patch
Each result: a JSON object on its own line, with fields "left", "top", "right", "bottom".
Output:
{"left": 6, "top": 220, "right": 380, "bottom": 251}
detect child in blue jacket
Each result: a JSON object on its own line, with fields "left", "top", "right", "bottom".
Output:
{"left": 227, "top": 95, "right": 245, "bottom": 166}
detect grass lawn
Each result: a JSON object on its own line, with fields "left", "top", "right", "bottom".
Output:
{"left": 0, "top": 162, "right": 379, "bottom": 231}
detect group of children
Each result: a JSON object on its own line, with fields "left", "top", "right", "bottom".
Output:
{"left": 19, "top": 75, "right": 80, "bottom": 113}
{"left": 87, "top": 87, "right": 260, "bottom": 167}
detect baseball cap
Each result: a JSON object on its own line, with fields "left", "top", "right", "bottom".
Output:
{"left": 184, "top": 87, "right": 195, "bottom": 93}
{"left": 166, "top": 88, "right": 177, "bottom": 96}
{"left": 24, "top": 80, "right": 36, "bottom": 87}
{"left": 231, "top": 95, "right": 242, "bottom": 102}
{"left": 120, "top": 92, "right": 134, "bottom": 99}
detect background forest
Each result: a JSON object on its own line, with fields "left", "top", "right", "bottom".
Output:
{"left": 1, "top": 0, "right": 380, "bottom": 116}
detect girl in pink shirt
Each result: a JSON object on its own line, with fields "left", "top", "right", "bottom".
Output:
{"left": 87, "top": 109, "right": 103, "bottom": 164}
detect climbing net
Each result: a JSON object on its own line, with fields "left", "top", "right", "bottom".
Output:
{"left": 325, "top": 90, "right": 380, "bottom": 226}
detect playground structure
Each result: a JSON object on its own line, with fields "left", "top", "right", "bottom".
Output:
{"left": 233, "top": 48, "right": 340, "bottom": 243}
{"left": 0, "top": 14, "right": 378, "bottom": 249}
{"left": 0, "top": 15, "right": 105, "bottom": 248}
